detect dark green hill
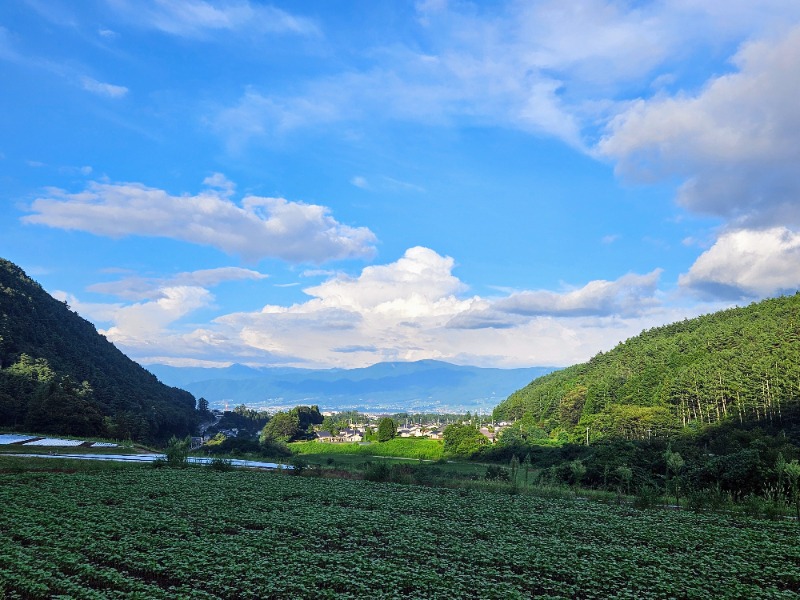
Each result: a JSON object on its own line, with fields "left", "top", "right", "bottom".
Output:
{"left": 494, "top": 294, "right": 800, "bottom": 443}
{"left": 0, "top": 259, "right": 198, "bottom": 442}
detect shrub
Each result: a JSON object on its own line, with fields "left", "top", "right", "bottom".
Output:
{"left": 364, "top": 461, "right": 391, "bottom": 482}
{"left": 164, "top": 436, "right": 190, "bottom": 467}
{"left": 485, "top": 465, "right": 510, "bottom": 482}
{"left": 633, "top": 485, "right": 660, "bottom": 509}
{"left": 209, "top": 457, "right": 233, "bottom": 472}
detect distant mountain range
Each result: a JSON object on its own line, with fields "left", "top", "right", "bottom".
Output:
{"left": 146, "top": 360, "right": 557, "bottom": 413}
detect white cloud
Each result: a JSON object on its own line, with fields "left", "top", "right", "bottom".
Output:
{"left": 351, "top": 176, "right": 370, "bottom": 190}
{"left": 211, "top": 1, "right": 800, "bottom": 150}
{"left": 202, "top": 172, "right": 235, "bottom": 197}
{"left": 448, "top": 270, "right": 663, "bottom": 330}
{"left": 599, "top": 26, "right": 800, "bottom": 229}
{"left": 679, "top": 228, "right": 800, "bottom": 299}
{"left": 349, "top": 175, "right": 425, "bottom": 194}
{"left": 301, "top": 246, "right": 467, "bottom": 315}
{"left": 60, "top": 285, "right": 213, "bottom": 340}
{"left": 213, "top": 88, "right": 342, "bottom": 149}
{"left": 23, "top": 178, "right": 377, "bottom": 263}
{"left": 81, "top": 76, "right": 128, "bottom": 98}
{"left": 88, "top": 267, "right": 268, "bottom": 301}
{"left": 68, "top": 246, "right": 677, "bottom": 369}
{"left": 106, "top": 0, "right": 319, "bottom": 39}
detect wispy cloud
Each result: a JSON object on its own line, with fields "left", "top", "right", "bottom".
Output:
{"left": 209, "top": 1, "right": 800, "bottom": 152}
{"left": 81, "top": 76, "right": 128, "bottom": 98}
{"left": 23, "top": 177, "right": 377, "bottom": 263}
{"left": 88, "top": 266, "right": 269, "bottom": 301}
{"left": 1, "top": 25, "right": 128, "bottom": 99}
{"left": 106, "top": 0, "right": 320, "bottom": 39}
{"left": 351, "top": 176, "right": 370, "bottom": 190}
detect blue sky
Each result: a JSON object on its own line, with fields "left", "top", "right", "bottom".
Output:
{"left": 3, "top": 1, "right": 800, "bottom": 370}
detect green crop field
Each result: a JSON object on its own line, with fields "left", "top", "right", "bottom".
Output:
{"left": 290, "top": 437, "right": 444, "bottom": 460}
{"left": 1, "top": 462, "right": 798, "bottom": 599}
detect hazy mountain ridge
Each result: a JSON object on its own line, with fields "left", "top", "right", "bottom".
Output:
{"left": 147, "top": 360, "right": 556, "bottom": 412}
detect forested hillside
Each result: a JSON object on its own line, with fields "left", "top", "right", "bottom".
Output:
{"left": 494, "top": 294, "right": 800, "bottom": 443}
{"left": 0, "top": 259, "right": 198, "bottom": 442}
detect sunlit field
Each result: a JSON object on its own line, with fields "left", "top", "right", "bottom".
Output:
{"left": 1, "top": 461, "right": 798, "bottom": 599}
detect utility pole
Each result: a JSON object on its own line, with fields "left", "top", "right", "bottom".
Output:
{"left": 585, "top": 427, "right": 590, "bottom": 446}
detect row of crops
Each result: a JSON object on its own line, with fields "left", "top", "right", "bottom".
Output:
{"left": 1, "top": 465, "right": 799, "bottom": 598}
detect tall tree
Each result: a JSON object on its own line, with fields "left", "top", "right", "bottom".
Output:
{"left": 376, "top": 417, "right": 397, "bottom": 442}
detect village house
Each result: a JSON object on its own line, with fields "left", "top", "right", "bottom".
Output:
{"left": 339, "top": 428, "right": 364, "bottom": 442}
{"left": 314, "top": 428, "right": 364, "bottom": 443}
{"left": 316, "top": 430, "right": 334, "bottom": 442}
{"left": 480, "top": 427, "right": 497, "bottom": 443}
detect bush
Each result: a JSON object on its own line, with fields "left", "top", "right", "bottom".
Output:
{"left": 633, "top": 485, "right": 660, "bottom": 509}
{"left": 164, "top": 436, "right": 190, "bottom": 467}
{"left": 484, "top": 465, "right": 510, "bottom": 482}
{"left": 364, "top": 461, "right": 391, "bottom": 482}
{"left": 290, "top": 457, "right": 308, "bottom": 474}
{"left": 204, "top": 436, "right": 291, "bottom": 459}
{"left": 209, "top": 457, "right": 233, "bottom": 472}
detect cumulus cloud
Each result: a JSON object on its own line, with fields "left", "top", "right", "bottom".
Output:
{"left": 599, "top": 26, "right": 800, "bottom": 229}
{"left": 23, "top": 178, "right": 376, "bottom": 263}
{"left": 88, "top": 267, "right": 268, "bottom": 301}
{"left": 493, "top": 270, "right": 662, "bottom": 318}
{"left": 207, "top": 247, "right": 487, "bottom": 365}
{"left": 66, "top": 246, "right": 676, "bottom": 369}
{"left": 106, "top": 0, "right": 319, "bottom": 38}
{"left": 594, "top": 24, "right": 800, "bottom": 302}
{"left": 60, "top": 285, "right": 213, "bottom": 339}
{"left": 447, "top": 270, "right": 662, "bottom": 330}
{"left": 679, "top": 228, "right": 800, "bottom": 299}
{"left": 445, "top": 302, "right": 525, "bottom": 331}
{"left": 301, "top": 246, "right": 468, "bottom": 315}
{"left": 80, "top": 76, "right": 128, "bottom": 98}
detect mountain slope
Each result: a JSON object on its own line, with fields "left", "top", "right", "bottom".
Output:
{"left": 147, "top": 360, "right": 556, "bottom": 412}
{"left": 494, "top": 294, "right": 800, "bottom": 442}
{"left": 0, "top": 258, "right": 198, "bottom": 442}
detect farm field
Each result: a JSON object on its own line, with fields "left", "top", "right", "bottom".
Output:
{"left": 1, "top": 461, "right": 799, "bottom": 599}
{"left": 290, "top": 437, "right": 444, "bottom": 460}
